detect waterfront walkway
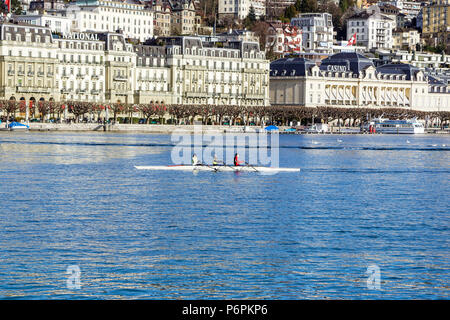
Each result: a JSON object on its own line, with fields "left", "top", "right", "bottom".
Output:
{"left": 1, "top": 123, "right": 448, "bottom": 134}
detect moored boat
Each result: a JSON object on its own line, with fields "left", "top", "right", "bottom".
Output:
{"left": 369, "top": 118, "right": 424, "bottom": 134}
{"left": 8, "top": 122, "right": 30, "bottom": 131}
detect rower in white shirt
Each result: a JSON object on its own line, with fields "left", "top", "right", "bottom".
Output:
{"left": 192, "top": 153, "right": 199, "bottom": 166}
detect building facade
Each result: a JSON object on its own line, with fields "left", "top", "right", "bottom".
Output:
{"left": 382, "top": 0, "right": 423, "bottom": 19}
{"left": 134, "top": 44, "right": 173, "bottom": 104}
{"left": 0, "top": 22, "right": 60, "bottom": 107}
{"left": 139, "top": 36, "right": 270, "bottom": 106}
{"left": 68, "top": 0, "right": 154, "bottom": 42}
{"left": 151, "top": 0, "right": 172, "bottom": 36}
{"left": 269, "top": 53, "right": 450, "bottom": 112}
{"left": 290, "top": 13, "right": 334, "bottom": 54}
{"left": 14, "top": 13, "right": 73, "bottom": 35}
{"left": 421, "top": 0, "right": 450, "bottom": 53}
{"left": 347, "top": 10, "right": 395, "bottom": 50}
{"left": 392, "top": 28, "right": 420, "bottom": 51}
{"left": 377, "top": 50, "right": 450, "bottom": 69}
{"left": 218, "top": 0, "right": 266, "bottom": 20}
{"left": 56, "top": 32, "right": 107, "bottom": 103}
{"left": 265, "top": 0, "right": 296, "bottom": 19}
{"left": 0, "top": 22, "right": 269, "bottom": 107}
{"left": 169, "top": 0, "right": 200, "bottom": 35}
{"left": 266, "top": 22, "right": 302, "bottom": 55}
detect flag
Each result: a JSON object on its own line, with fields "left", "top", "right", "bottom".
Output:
{"left": 347, "top": 33, "right": 357, "bottom": 46}
{"left": 5, "top": 0, "right": 10, "bottom": 12}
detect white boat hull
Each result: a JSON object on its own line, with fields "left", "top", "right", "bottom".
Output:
{"left": 376, "top": 128, "right": 425, "bottom": 134}
{"left": 135, "top": 165, "right": 300, "bottom": 172}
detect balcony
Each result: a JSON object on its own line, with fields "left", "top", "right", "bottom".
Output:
{"left": 27, "top": 71, "right": 35, "bottom": 77}
{"left": 76, "top": 74, "right": 84, "bottom": 79}
{"left": 16, "top": 86, "right": 51, "bottom": 93}
{"left": 185, "top": 92, "right": 208, "bottom": 98}
{"left": 37, "top": 72, "right": 45, "bottom": 77}
{"left": 91, "top": 75, "right": 99, "bottom": 80}
{"left": 91, "top": 89, "right": 101, "bottom": 94}
{"left": 113, "top": 76, "right": 128, "bottom": 82}
{"left": 245, "top": 93, "right": 263, "bottom": 99}
{"left": 47, "top": 72, "right": 54, "bottom": 77}
{"left": 7, "top": 70, "right": 14, "bottom": 76}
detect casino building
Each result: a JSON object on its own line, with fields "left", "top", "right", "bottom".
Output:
{"left": 269, "top": 52, "right": 450, "bottom": 112}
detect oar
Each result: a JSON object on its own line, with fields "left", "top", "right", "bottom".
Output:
{"left": 221, "top": 163, "right": 236, "bottom": 171}
{"left": 200, "top": 162, "right": 218, "bottom": 172}
{"left": 245, "top": 162, "right": 259, "bottom": 172}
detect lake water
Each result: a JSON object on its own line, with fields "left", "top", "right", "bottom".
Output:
{"left": 0, "top": 131, "right": 448, "bottom": 299}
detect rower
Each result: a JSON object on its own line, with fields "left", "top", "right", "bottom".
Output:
{"left": 212, "top": 154, "right": 221, "bottom": 166}
{"left": 192, "top": 153, "right": 199, "bottom": 166}
{"left": 234, "top": 153, "right": 244, "bottom": 166}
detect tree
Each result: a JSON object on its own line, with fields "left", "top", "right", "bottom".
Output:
{"left": 339, "top": 0, "right": 355, "bottom": 12}
{"left": 138, "top": 103, "right": 167, "bottom": 124}
{"left": 244, "top": 6, "right": 257, "bottom": 29}
{"left": 300, "top": 0, "right": 318, "bottom": 13}
{"left": 171, "top": 25, "right": 182, "bottom": 36}
{"left": 110, "top": 103, "right": 128, "bottom": 123}
{"left": 153, "top": 26, "right": 163, "bottom": 37}
{"left": 0, "top": 100, "right": 19, "bottom": 123}
{"left": 11, "top": 0, "right": 23, "bottom": 15}
{"left": 283, "top": 5, "right": 298, "bottom": 21}
{"left": 251, "top": 21, "right": 270, "bottom": 53}
{"left": 67, "top": 101, "right": 90, "bottom": 122}
{"left": 319, "top": 0, "right": 345, "bottom": 40}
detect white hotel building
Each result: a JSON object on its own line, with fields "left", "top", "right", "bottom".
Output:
{"left": 346, "top": 11, "right": 394, "bottom": 51}
{"left": 67, "top": 0, "right": 154, "bottom": 42}
{"left": 218, "top": 0, "right": 266, "bottom": 20}
{"left": 290, "top": 13, "right": 334, "bottom": 54}
{"left": 14, "top": 14, "right": 73, "bottom": 35}
{"left": 0, "top": 22, "right": 269, "bottom": 107}
{"left": 56, "top": 32, "right": 107, "bottom": 103}
{"left": 269, "top": 53, "right": 450, "bottom": 112}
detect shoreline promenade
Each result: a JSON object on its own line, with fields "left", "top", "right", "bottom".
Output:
{"left": 1, "top": 123, "right": 447, "bottom": 134}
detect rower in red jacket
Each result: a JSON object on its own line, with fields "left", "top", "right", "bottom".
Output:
{"left": 234, "top": 153, "right": 244, "bottom": 166}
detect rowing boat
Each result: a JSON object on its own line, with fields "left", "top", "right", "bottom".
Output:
{"left": 134, "top": 165, "right": 300, "bottom": 172}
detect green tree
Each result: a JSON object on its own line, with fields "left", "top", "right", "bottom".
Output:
{"left": 11, "top": 0, "right": 23, "bottom": 15}
{"left": 244, "top": 5, "right": 257, "bottom": 28}
{"left": 302, "top": 0, "right": 318, "bottom": 13}
{"left": 283, "top": 5, "right": 298, "bottom": 20}
{"left": 248, "top": 5, "right": 256, "bottom": 22}
{"left": 319, "top": 0, "right": 345, "bottom": 40}
{"left": 339, "top": 0, "right": 355, "bottom": 12}
{"left": 295, "top": 0, "right": 318, "bottom": 13}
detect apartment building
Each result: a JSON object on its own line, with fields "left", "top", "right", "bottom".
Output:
{"left": 346, "top": 10, "right": 395, "bottom": 50}
{"left": 290, "top": 13, "right": 334, "bottom": 54}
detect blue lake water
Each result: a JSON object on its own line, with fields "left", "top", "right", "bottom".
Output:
{"left": 0, "top": 131, "right": 449, "bottom": 299}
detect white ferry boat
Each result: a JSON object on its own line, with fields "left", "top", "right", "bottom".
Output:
{"left": 370, "top": 118, "right": 424, "bottom": 134}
